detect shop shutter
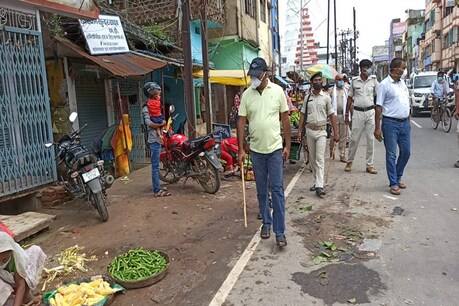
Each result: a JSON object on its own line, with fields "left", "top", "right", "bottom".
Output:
{"left": 75, "top": 77, "right": 108, "bottom": 151}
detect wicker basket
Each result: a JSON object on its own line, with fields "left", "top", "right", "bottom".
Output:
{"left": 107, "top": 250, "right": 170, "bottom": 290}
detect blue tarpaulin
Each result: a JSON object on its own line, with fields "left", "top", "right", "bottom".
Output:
{"left": 274, "top": 75, "right": 290, "bottom": 88}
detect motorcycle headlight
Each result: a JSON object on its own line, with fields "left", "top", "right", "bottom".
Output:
{"left": 414, "top": 93, "right": 423, "bottom": 97}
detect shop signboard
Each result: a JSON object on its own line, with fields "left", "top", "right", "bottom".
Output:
{"left": 79, "top": 15, "right": 129, "bottom": 55}
{"left": 212, "top": 123, "right": 231, "bottom": 140}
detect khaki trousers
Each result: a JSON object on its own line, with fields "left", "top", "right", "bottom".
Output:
{"left": 306, "top": 128, "right": 327, "bottom": 188}
{"left": 347, "top": 109, "right": 375, "bottom": 166}
{"left": 330, "top": 114, "right": 347, "bottom": 158}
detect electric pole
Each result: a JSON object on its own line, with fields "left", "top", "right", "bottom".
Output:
{"left": 181, "top": 0, "right": 196, "bottom": 139}
{"left": 200, "top": 0, "right": 212, "bottom": 134}
{"left": 334, "top": 0, "right": 338, "bottom": 70}
{"left": 326, "top": 0, "right": 330, "bottom": 64}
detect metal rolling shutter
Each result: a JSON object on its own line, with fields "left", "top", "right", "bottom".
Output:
{"left": 75, "top": 78, "right": 108, "bottom": 151}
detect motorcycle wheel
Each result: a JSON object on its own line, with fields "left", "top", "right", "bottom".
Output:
{"left": 195, "top": 156, "right": 221, "bottom": 194}
{"left": 91, "top": 191, "right": 109, "bottom": 222}
{"left": 159, "top": 159, "right": 180, "bottom": 183}
{"left": 442, "top": 108, "right": 452, "bottom": 133}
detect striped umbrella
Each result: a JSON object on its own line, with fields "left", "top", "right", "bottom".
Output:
{"left": 306, "top": 64, "right": 338, "bottom": 80}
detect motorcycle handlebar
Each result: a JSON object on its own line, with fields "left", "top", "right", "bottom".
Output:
{"left": 70, "top": 123, "right": 88, "bottom": 139}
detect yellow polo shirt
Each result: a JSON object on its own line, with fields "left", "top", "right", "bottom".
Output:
{"left": 239, "top": 80, "right": 288, "bottom": 154}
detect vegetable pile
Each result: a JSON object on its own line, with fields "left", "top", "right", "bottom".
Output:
{"left": 49, "top": 278, "right": 115, "bottom": 306}
{"left": 108, "top": 248, "right": 168, "bottom": 282}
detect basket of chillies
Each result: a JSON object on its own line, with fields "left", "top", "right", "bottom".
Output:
{"left": 107, "top": 248, "right": 170, "bottom": 289}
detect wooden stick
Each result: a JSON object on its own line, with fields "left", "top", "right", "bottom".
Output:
{"left": 325, "top": 140, "right": 337, "bottom": 184}
{"left": 241, "top": 163, "right": 248, "bottom": 228}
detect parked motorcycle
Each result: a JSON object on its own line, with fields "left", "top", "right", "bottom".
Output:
{"left": 159, "top": 106, "right": 222, "bottom": 194}
{"left": 45, "top": 112, "right": 114, "bottom": 221}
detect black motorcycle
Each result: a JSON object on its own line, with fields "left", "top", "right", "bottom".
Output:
{"left": 45, "top": 112, "right": 114, "bottom": 221}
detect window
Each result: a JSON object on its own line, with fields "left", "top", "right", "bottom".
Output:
{"left": 245, "top": 0, "right": 255, "bottom": 17}
{"left": 260, "top": 0, "right": 266, "bottom": 23}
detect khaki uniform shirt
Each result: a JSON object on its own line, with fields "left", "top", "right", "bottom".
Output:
{"left": 349, "top": 75, "right": 379, "bottom": 108}
{"left": 301, "top": 91, "right": 334, "bottom": 126}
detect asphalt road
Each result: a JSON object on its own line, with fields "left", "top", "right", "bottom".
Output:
{"left": 212, "top": 116, "right": 459, "bottom": 306}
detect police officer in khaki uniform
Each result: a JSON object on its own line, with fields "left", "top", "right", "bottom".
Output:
{"left": 298, "top": 72, "right": 339, "bottom": 197}
{"left": 344, "top": 59, "right": 379, "bottom": 174}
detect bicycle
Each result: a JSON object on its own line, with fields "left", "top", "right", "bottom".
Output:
{"left": 431, "top": 96, "right": 452, "bottom": 132}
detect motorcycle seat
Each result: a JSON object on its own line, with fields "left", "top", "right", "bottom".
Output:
{"left": 183, "top": 135, "right": 212, "bottom": 154}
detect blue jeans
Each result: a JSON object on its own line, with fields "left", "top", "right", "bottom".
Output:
{"left": 382, "top": 117, "right": 411, "bottom": 188}
{"left": 251, "top": 149, "right": 285, "bottom": 237}
{"left": 149, "top": 142, "right": 161, "bottom": 193}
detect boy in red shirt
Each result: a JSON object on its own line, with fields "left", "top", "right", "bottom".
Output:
{"left": 144, "top": 82, "right": 164, "bottom": 141}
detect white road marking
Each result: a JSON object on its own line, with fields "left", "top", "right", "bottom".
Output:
{"left": 411, "top": 119, "right": 422, "bottom": 128}
{"left": 208, "top": 166, "right": 304, "bottom": 306}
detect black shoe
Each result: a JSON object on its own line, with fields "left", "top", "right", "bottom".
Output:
{"left": 260, "top": 226, "right": 270, "bottom": 239}
{"left": 455, "top": 160, "right": 459, "bottom": 168}
{"left": 276, "top": 235, "right": 287, "bottom": 248}
{"left": 257, "top": 212, "right": 262, "bottom": 220}
{"left": 309, "top": 185, "right": 316, "bottom": 191}
{"left": 315, "top": 187, "right": 326, "bottom": 197}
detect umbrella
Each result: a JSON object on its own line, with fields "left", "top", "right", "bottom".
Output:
{"left": 306, "top": 64, "right": 338, "bottom": 80}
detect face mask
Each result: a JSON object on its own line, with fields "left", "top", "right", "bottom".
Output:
{"left": 313, "top": 83, "right": 322, "bottom": 90}
{"left": 437, "top": 77, "right": 444, "bottom": 83}
{"left": 364, "top": 68, "right": 372, "bottom": 76}
{"left": 0, "top": 257, "right": 10, "bottom": 270}
{"left": 251, "top": 77, "right": 262, "bottom": 89}
{"left": 337, "top": 80, "right": 344, "bottom": 88}
{"left": 401, "top": 69, "right": 407, "bottom": 79}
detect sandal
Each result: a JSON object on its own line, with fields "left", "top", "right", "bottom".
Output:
{"left": 276, "top": 235, "right": 287, "bottom": 248}
{"left": 260, "top": 226, "right": 270, "bottom": 239}
{"left": 398, "top": 182, "right": 406, "bottom": 189}
{"left": 389, "top": 187, "right": 400, "bottom": 195}
{"left": 154, "top": 189, "right": 171, "bottom": 197}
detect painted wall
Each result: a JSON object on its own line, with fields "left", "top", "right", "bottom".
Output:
{"left": 210, "top": 40, "right": 259, "bottom": 70}
{"left": 190, "top": 22, "right": 203, "bottom": 64}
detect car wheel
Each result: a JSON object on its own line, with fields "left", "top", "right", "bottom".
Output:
{"left": 410, "top": 104, "right": 419, "bottom": 117}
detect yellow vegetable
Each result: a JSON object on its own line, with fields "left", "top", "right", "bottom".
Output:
{"left": 53, "top": 280, "right": 114, "bottom": 306}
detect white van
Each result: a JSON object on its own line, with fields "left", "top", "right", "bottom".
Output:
{"left": 408, "top": 71, "right": 437, "bottom": 116}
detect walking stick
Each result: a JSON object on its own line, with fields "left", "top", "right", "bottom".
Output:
{"left": 325, "top": 143, "right": 336, "bottom": 184}
{"left": 241, "top": 163, "right": 248, "bottom": 228}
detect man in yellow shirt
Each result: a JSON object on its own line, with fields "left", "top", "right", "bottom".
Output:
{"left": 237, "top": 57, "right": 291, "bottom": 248}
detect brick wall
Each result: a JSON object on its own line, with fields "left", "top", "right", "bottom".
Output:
{"left": 112, "top": 0, "right": 225, "bottom": 46}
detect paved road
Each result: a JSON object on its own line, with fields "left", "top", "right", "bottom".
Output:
{"left": 211, "top": 116, "right": 459, "bottom": 306}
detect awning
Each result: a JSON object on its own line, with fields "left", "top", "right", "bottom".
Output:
{"left": 193, "top": 70, "right": 250, "bottom": 86}
{"left": 274, "top": 75, "right": 290, "bottom": 88}
{"left": 56, "top": 37, "right": 166, "bottom": 77}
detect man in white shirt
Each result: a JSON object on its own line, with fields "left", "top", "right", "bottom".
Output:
{"left": 374, "top": 58, "right": 410, "bottom": 196}
{"left": 330, "top": 74, "right": 348, "bottom": 162}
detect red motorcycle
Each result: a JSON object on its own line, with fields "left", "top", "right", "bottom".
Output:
{"left": 159, "top": 106, "right": 222, "bottom": 194}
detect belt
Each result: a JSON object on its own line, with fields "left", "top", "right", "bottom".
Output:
{"left": 383, "top": 115, "right": 409, "bottom": 122}
{"left": 306, "top": 124, "right": 327, "bottom": 131}
{"left": 354, "top": 105, "right": 374, "bottom": 112}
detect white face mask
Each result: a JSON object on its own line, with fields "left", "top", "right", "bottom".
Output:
{"left": 364, "top": 68, "right": 373, "bottom": 76}
{"left": 0, "top": 257, "right": 10, "bottom": 270}
{"left": 401, "top": 69, "right": 407, "bottom": 79}
{"left": 251, "top": 77, "right": 262, "bottom": 89}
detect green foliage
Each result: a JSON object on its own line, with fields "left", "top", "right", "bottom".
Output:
{"left": 142, "top": 23, "right": 170, "bottom": 42}
{"left": 49, "top": 15, "right": 64, "bottom": 38}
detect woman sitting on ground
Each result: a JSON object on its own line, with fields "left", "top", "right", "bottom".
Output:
{"left": 0, "top": 232, "right": 46, "bottom": 306}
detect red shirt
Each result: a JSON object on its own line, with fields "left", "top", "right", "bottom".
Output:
{"left": 147, "top": 97, "right": 162, "bottom": 117}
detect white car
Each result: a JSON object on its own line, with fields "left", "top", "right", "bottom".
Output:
{"left": 408, "top": 71, "right": 437, "bottom": 116}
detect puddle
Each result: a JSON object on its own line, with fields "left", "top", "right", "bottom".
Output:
{"left": 292, "top": 263, "right": 387, "bottom": 305}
